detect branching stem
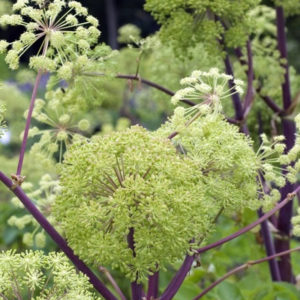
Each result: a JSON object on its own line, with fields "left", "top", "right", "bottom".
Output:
{"left": 193, "top": 246, "right": 300, "bottom": 300}
{"left": 197, "top": 186, "right": 300, "bottom": 254}
{"left": 0, "top": 171, "right": 117, "bottom": 300}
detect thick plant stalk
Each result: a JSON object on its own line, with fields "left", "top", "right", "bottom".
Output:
{"left": 257, "top": 114, "right": 281, "bottom": 281}
{"left": 147, "top": 272, "right": 159, "bottom": 300}
{"left": 233, "top": 46, "right": 281, "bottom": 281}
{"left": 224, "top": 55, "right": 243, "bottom": 121}
{"left": 258, "top": 209, "right": 281, "bottom": 281}
{"left": 275, "top": 5, "right": 296, "bottom": 282}
{"left": 0, "top": 171, "right": 117, "bottom": 300}
{"left": 127, "top": 228, "right": 143, "bottom": 300}
{"left": 160, "top": 255, "right": 195, "bottom": 300}
{"left": 193, "top": 246, "right": 300, "bottom": 300}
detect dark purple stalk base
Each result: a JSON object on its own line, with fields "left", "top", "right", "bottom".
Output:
{"left": 224, "top": 55, "right": 243, "bottom": 121}
{"left": 160, "top": 255, "right": 194, "bottom": 300}
{"left": 147, "top": 272, "right": 159, "bottom": 299}
{"left": 0, "top": 171, "right": 117, "bottom": 300}
{"left": 258, "top": 209, "right": 281, "bottom": 281}
{"left": 275, "top": 5, "right": 296, "bottom": 282}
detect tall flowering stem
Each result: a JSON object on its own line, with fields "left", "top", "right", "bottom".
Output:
{"left": 0, "top": 171, "right": 117, "bottom": 300}
{"left": 17, "top": 36, "right": 49, "bottom": 176}
{"left": 275, "top": 5, "right": 296, "bottom": 282}
{"left": 224, "top": 55, "right": 243, "bottom": 121}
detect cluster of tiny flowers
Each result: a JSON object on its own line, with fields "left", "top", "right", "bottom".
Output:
{"left": 157, "top": 112, "right": 261, "bottom": 212}
{"left": 171, "top": 68, "right": 244, "bottom": 122}
{"left": 0, "top": 0, "right": 100, "bottom": 70}
{"left": 8, "top": 174, "right": 60, "bottom": 248}
{"left": 25, "top": 98, "right": 90, "bottom": 162}
{"left": 54, "top": 126, "right": 211, "bottom": 282}
{"left": 0, "top": 250, "right": 100, "bottom": 299}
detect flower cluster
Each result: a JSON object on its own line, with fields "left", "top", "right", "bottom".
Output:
{"left": 54, "top": 126, "right": 211, "bottom": 282}
{"left": 145, "top": 0, "right": 260, "bottom": 56}
{"left": 8, "top": 174, "right": 60, "bottom": 248}
{"left": 158, "top": 112, "right": 261, "bottom": 212}
{"left": 0, "top": 0, "right": 100, "bottom": 70}
{"left": 171, "top": 68, "right": 244, "bottom": 122}
{"left": 0, "top": 250, "right": 100, "bottom": 299}
{"left": 26, "top": 97, "right": 90, "bottom": 162}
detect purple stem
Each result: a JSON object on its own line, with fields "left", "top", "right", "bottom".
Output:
{"left": 193, "top": 246, "right": 300, "bottom": 300}
{"left": 243, "top": 40, "right": 254, "bottom": 119}
{"left": 0, "top": 171, "right": 117, "bottom": 300}
{"left": 196, "top": 185, "right": 300, "bottom": 254}
{"left": 147, "top": 272, "right": 159, "bottom": 300}
{"left": 275, "top": 6, "right": 296, "bottom": 282}
{"left": 16, "top": 70, "right": 43, "bottom": 176}
{"left": 160, "top": 255, "right": 195, "bottom": 300}
{"left": 258, "top": 208, "right": 282, "bottom": 281}
{"left": 84, "top": 72, "right": 196, "bottom": 107}
{"left": 127, "top": 228, "right": 143, "bottom": 300}
{"left": 261, "top": 95, "right": 284, "bottom": 114}
{"left": 224, "top": 55, "right": 244, "bottom": 121}
{"left": 257, "top": 113, "right": 281, "bottom": 281}
{"left": 276, "top": 7, "right": 292, "bottom": 111}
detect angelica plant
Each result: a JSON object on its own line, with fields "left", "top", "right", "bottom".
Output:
{"left": 1, "top": 1, "right": 300, "bottom": 299}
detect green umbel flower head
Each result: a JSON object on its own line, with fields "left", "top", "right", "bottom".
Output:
{"left": 144, "top": 0, "right": 261, "bottom": 56}
{"left": 0, "top": 250, "right": 100, "bottom": 299}
{"left": 171, "top": 68, "right": 244, "bottom": 116}
{"left": 158, "top": 112, "right": 262, "bottom": 212}
{"left": 54, "top": 126, "right": 210, "bottom": 282}
{"left": 0, "top": 0, "right": 100, "bottom": 70}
